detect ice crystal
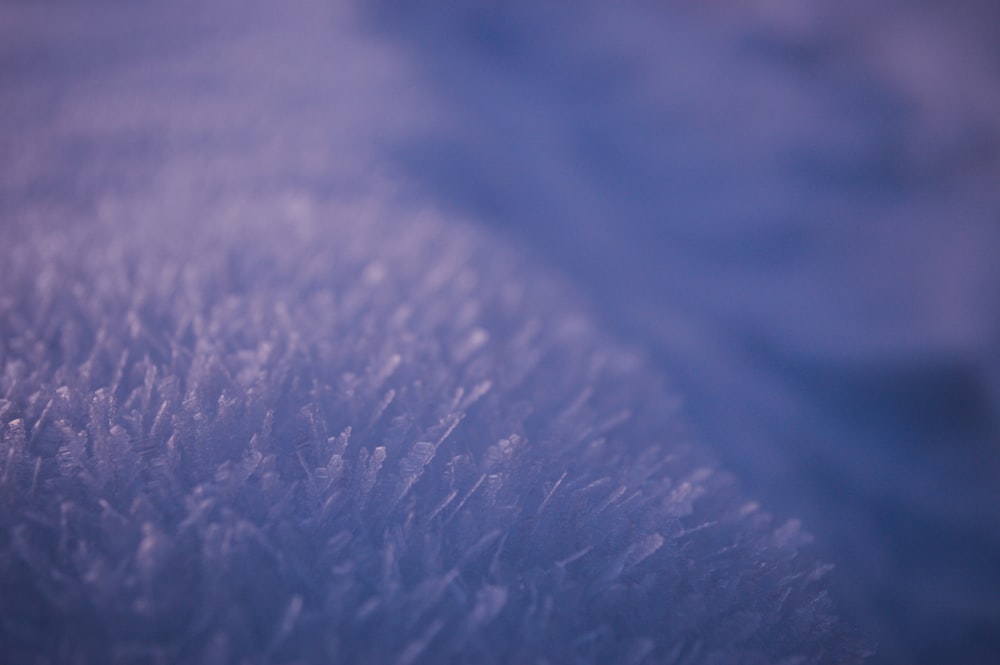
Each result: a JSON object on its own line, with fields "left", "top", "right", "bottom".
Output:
{"left": 0, "top": 201, "right": 865, "bottom": 664}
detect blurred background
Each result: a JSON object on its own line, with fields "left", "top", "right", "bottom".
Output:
{"left": 367, "top": 3, "right": 1000, "bottom": 662}
{"left": 2, "top": 0, "right": 999, "bottom": 662}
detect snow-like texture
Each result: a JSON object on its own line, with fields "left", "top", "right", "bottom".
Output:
{"left": 0, "top": 0, "right": 918, "bottom": 662}
{"left": 1, "top": 204, "right": 864, "bottom": 663}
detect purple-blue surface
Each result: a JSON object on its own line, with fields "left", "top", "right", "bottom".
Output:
{"left": 1, "top": 1, "right": 998, "bottom": 663}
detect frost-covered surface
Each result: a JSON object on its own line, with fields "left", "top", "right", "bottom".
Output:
{"left": 0, "top": 1, "right": 869, "bottom": 663}
{"left": 1, "top": 196, "right": 866, "bottom": 663}
{"left": 1, "top": 0, "right": 994, "bottom": 663}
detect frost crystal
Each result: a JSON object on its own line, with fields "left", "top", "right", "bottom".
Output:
{"left": 0, "top": 203, "right": 865, "bottom": 663}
